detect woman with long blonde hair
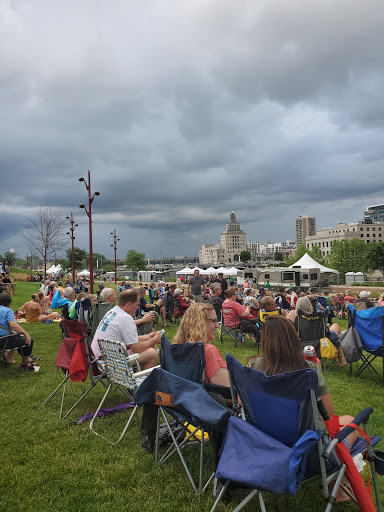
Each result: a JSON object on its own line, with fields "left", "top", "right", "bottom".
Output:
{"left": 173, "top": 303, "right": 229, "bottom": 387}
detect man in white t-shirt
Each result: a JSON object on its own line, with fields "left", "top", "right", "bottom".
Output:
{"left": 91, "top": 289, "right": 161, "bottom": 370}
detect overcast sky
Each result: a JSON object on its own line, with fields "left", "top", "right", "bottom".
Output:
{"left": 1, "top": 0, "right": 384, "bottom": 262}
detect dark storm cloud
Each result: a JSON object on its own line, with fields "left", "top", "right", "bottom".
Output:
{"left": 1, "top": 0, "right": 384, "bottom": 259}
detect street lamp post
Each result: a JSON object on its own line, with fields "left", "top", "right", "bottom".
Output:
{"left": 111, "top": 230, "right": 120, "bottom": 284}
{"left": 79, "top": 170, "right": 100, "bottom": 293}
{"left": 66, "top": 212, "right": 78, "bottom": 286}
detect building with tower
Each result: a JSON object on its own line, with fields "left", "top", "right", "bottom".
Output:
{"left": 199, "top": 211, "right": 247, "bottom": 265}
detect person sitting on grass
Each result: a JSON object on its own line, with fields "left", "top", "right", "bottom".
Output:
{"left": 247, "top": 315, "right": 359, "bottom": 503}
{"left": 0, "top": 293, "right": 40, "bottom": 372}
{"left": 19, "top": 294, "right": 59, "bottom": 323}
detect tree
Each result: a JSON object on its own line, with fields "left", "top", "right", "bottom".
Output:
{"left": 0, "top": 251, "right": 16, "bottom": 266}
{"left": 22, "top": 206, "right": 66, "bottom": 278}
{"left": 240, "top": 250, "right": 252, "bottom": 263}
{"left": 363, "top": 241, "right": 384, "bottom": 279}
{"left": 328, "top": 238, "right": 367, "bottom": 283}
{"left": 125, "top": 250, "right": 147, "bottom": 271}
{"left": 274, "top": 251, "right": 284, "bottom": 262}
{"left": 65, "top": 247, "right": 88, "bottom": 271}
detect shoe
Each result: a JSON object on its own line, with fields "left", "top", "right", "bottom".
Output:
{"left": 162, "top": 324, "right": 168, "bottom": 328}
{"left": 31, "top": 355, "right": 42, "bottom": 361}
{"left": 43, "top": 319, "right": 53, "bottom": 324}
{"left": 20, "top": 361, "right": 40, "bottom": 373}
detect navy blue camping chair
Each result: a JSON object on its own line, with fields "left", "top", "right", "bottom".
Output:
{"left": 135, "top": 367, "right": 231, "bottom": 494}
{"left": 349, "top": 304, "right": 384, "bottom": 385}
{"left": 211, "top": 354, "right": 382, "bottom": 512}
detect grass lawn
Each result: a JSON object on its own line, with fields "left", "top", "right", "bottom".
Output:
{"left": 0, "top": 283, "right": 383, "bottom": 512}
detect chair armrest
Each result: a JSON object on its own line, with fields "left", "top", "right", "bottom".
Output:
{"left": 323, "top": 406, "right": 373, "bottom": 458}
{"left": 133, "top": 365, "right": 160, "bottom": 380}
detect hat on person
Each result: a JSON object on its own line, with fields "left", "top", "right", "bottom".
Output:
{"left": 259, "top": 288, "right": 265, "bottom": 295}
{"left": 173, "top": 288, "right": 183, "bottom": 297}
{"left": 359, "top": 291, "right": 371, "bottom": 298}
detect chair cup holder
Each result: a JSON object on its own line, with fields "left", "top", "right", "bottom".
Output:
{"left": 374, "top": 450, "right": 384, "bottom": 475}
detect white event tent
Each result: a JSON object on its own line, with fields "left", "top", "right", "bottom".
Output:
{"left": 78, "top": 269, "right": 91, "bottom": 276}
{"left": 289, "top": 253, "right": 339, "bottom": 275}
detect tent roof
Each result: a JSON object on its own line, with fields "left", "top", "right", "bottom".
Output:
{"left": 289, "top": 253, "right": 339, "bottom": 274}
{"left": 77, "top": 269, "right": 90, "bottom": 276}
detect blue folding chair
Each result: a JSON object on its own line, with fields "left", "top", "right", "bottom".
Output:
{"left": 135, "top": 367, "right": 231, "bottom": 494}
{"left": 211, "top": 354, "right": 382, "bottom": 512}
{"left": 349, "top": 304, "right": 384, "bottom": 385}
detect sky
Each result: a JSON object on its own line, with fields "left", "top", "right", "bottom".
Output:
{"left": 1, "top": 0, "right": 384, "bottom": 262}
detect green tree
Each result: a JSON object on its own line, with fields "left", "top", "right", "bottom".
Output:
{"left": 125, "top": 250, "right": 147, "bottom": 271}
{"left": 328, "top": 238, "right": 367, "bottom": 283}
{"left": 1, "top": 251, "right": 16, "bottom": 266}
{"left": 274, "top": 251, "right": 284, "bottom": 262}
{"left": 240, "top": 250, "right": 252, "bottom": 262}
{"left": 363, "top": 241, "right": 384, "bottom": 279}
{"left": 66, "top": 247, "right": 88, "bottom": 271}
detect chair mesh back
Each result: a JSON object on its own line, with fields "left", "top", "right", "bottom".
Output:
{"left": 226, "top": 354, "right": 318, "bottom": 448}
{"left": 160, "top": 335, "right": 205, "bottom": 383}
{"left": 98, "top": 339, "right": 136, "bottom": 388}
{"left": 349, "top": 304, "right": 384, "bottom": 351}
{"left": 297, "top": 311, "right": 325, "bottom": 349}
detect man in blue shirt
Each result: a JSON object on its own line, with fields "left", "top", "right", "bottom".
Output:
{"left": 0, "top": 293, "right": 39, "bottom": 372}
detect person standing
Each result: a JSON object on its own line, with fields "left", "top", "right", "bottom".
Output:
{"left": 187, "top": 269, "right": 205, "bottom": 303}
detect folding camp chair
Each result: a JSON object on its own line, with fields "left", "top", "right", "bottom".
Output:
{"left": 0, "top": 330, "right": 26, "bottom": 365}
{"left": 89, "top": 338, "right": 157, "bottom": 444}
{"left": 135, "top": 366, "right": 231, "bottom": 494}
{"left": 296, "top": 311, "right": 338, "bottom": 371}
{"left": 219, "top": 306, "right": 260, "bottom": 349}
{"left": 42, "top": 319, "right": 107, "bottom": 420}
{"left": 89, "top": 302, "right": 114, "bottom": 340}
{"left": 349, "top": 304, "right": 384, "bottom": 385}
{"left": 211, "top": 354, "right": 382, "bottom": 512}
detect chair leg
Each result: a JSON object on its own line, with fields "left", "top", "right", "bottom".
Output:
{"left": 90, "top": 383, "right": 138, "bottom": 444}
{"left": 159, "top": 408, "right": 198, "bottom": 493}
{"left": 42, "top": 371, "right": 70, "bottom": 406}
{"left": 60, "top": 370, "right": 107, "bottom": 421}
{"left": 210, "top": 480, "right": 230, "bottom": 512}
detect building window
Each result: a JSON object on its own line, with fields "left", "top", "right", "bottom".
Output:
{"left": 360, "top": 228, "right": 363, "bottom": 231}
{"left": 361, "top": 234, "right": 364, "bottom": 237}
{"left": 373, "top": 234, "right": 376, "bottom": 237}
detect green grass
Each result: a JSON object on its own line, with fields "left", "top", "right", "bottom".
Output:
{"left": 1, "top": 283, "right": 383, "bottom": 511}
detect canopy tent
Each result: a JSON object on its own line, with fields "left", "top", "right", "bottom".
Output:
{"left": 226, "top": 267, "right": 239, "bottom": 275}
{"left": 176, "top": 267, "right": 204, "bottom": 275}
{"left": 46, "top": 264, "right": 62, "bottom": 275}
{"left": 289, "top": 253, "right": 339, "bottom": 274}
{"left": 77, "top": 269, "right": 90, "bottom": 276}
{"left": 176, "top": 267, "right": 194, "bottom": 275}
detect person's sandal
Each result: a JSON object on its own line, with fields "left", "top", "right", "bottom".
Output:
{"left": 20, "top": 360, "right": 40, "bottom": 373}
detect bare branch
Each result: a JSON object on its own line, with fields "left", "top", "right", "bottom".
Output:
{"left": 22, "top": 206, "right": 67, "bottom": 276}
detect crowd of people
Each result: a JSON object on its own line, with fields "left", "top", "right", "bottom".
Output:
{"left": 2, "top": 268, "right": 382, "bottom": 502}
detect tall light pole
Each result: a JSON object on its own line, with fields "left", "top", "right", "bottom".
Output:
{"left": 66, "top": 212, "right": 78, "bottom": 286}
{"left": 111, "top": 230, "right": 120, "bottom": 284}
{"left": 79, "top": 170, "right": 100, "bottom": 293}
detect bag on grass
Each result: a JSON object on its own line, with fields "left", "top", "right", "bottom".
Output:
{"left": 340, "top": 326, "right": 363, "bottom": 364}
